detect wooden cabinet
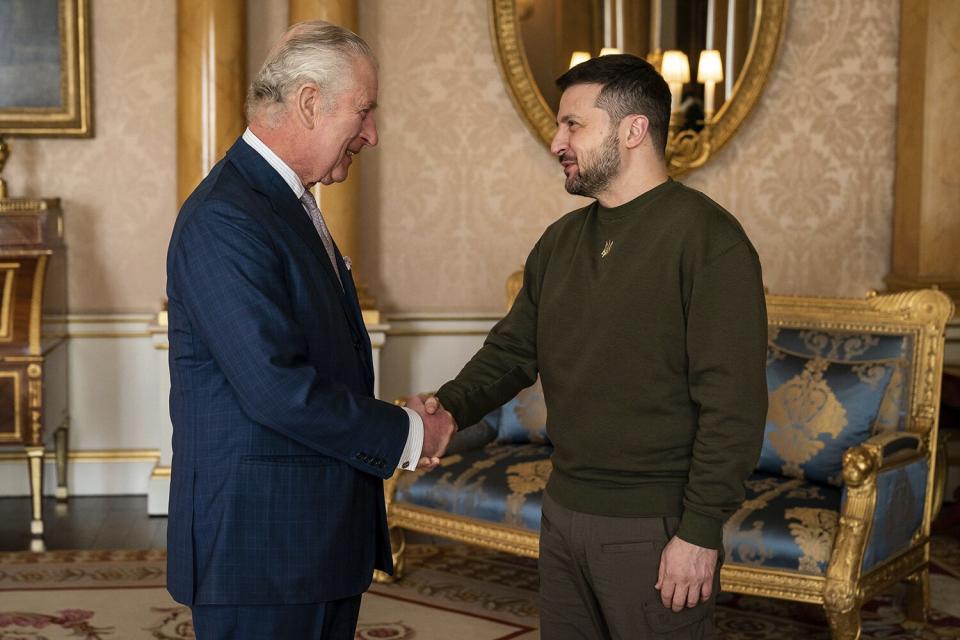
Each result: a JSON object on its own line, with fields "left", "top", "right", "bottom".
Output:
{"left": 0, "top": 197, "right": 68, "bottom": 545}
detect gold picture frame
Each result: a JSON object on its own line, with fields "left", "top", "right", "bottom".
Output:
{"left": 0, "top": 0, "right": 92, "bottom": 137}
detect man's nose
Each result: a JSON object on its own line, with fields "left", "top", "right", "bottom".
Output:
{"left": 362, "top": 113, "right": 378, "bottom": 148}
{"left": 550, "top": 130, "right": 566, "bottom": 157}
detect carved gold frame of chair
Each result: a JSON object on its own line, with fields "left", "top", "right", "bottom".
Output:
{"left": 382, "top": 284, "right": 953, "bottom": 640}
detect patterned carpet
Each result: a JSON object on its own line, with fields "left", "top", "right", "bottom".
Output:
{"left": 1, "top": 539, "right": 959, "bottom": 639}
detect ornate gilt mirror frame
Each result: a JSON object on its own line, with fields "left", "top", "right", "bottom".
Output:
{"left": 490, "top": 0, "right": 787, "bottom": 176}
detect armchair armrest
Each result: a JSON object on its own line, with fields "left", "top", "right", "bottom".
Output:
{"left": 841, "top": 431, "right": 925, "bottom": 488}
{"left": 826, "top": 432, "right": 931, "bottom": 606}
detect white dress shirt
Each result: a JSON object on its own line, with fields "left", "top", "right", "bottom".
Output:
{"left": 242, "top": 128, "right": 424, "bottom": 471}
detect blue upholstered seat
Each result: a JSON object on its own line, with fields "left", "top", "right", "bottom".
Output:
{"left": 723, "top": 472, "right": 842, "bottom": 575}
{"left": 394, "top": 443, "right": 553, "bottom": 532}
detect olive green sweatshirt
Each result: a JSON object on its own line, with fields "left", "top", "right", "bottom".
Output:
{"left": 436, "top": 179, "right": 768, "bottom": 550}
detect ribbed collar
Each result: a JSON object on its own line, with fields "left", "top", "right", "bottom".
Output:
{"left": 596, "top": 178, "right": 676, "bottom": 221}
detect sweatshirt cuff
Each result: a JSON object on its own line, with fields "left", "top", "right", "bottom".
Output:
{"left": 676, "top": 509, "right": 724, "bottom": 550}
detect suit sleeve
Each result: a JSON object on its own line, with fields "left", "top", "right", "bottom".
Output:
{"left": 678, "top": 241, "right": 768, "bottom": 549}
{"left": 436, "top": 241, "right": 541, "bottom": 429}
{"left": 169, "top": 200, "right": 408, "bottom": 478}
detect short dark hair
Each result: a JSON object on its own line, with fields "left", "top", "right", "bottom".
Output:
{"left": 556, "top": 54, "right": 671, "bottom": 156}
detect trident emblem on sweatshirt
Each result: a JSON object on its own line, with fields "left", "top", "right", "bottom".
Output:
{"left": 601, "top": 240, "right": 614, "bottom": 258}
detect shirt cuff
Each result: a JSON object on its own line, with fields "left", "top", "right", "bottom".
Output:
{"left": 399, "top": 407, "right": 424, "bottom": 471}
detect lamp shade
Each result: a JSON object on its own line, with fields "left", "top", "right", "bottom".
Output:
{"left": 569, "top": 51, "right": 591, "bottom": 68}
{"left": 660, "top": 50, "right": 690, "bottom": 84}
{"left": 599, "top": 47, "right": 622, "bottom": 56}
{"left": 698, "top": 50, "right": 724, "bottom": 83}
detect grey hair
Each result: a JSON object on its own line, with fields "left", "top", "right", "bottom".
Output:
{"left": 245, "top": 21, "right": 376, "bottom": 126}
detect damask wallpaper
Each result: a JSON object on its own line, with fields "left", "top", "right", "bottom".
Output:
{"left": 360, "top": 0, "right": 899, "bottom": 312}
{"left": 1, "top": 0, "right": 898, "bottom": 314}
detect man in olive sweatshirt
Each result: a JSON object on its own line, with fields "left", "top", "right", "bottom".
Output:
{"left": 423, "top": 54, "right": 768, "bottom": 639}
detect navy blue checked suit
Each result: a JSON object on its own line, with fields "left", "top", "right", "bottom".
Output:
{"left": 166, "top": 137, "right": 408, "bottom": 609}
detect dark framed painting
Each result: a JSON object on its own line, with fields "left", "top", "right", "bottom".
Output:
{"left": 0, "top": 0, "right": 91, "bottom": 136}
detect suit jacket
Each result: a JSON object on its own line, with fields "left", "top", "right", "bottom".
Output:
{"left": 165, "top": 137, "right": 408, "bottom": 606}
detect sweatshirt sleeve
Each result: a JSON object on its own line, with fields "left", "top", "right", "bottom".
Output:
{"left": 677, "top": 241, "right": 768, "bottom": 549}
{"left": 436, "top": 241, "right": 542, "bottom": 430}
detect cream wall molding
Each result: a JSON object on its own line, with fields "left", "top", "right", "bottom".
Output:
{"left": 0, "top": 449, "right": 159, "bottom": 463}
{"left": 47, "top": 314, "right": 157, "bottom": 323}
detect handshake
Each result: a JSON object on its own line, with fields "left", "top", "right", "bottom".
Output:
{"left": 405, "top": 395, "right": 457, "bottom": 471}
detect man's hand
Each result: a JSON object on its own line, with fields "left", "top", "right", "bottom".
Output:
{"left": 405, "top": 395, "right": 456, "bottom": 471}
{"left": 655, "top": 536, "right": 718, "bottom": 612}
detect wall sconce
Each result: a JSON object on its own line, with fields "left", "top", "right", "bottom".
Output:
{"left": 660, "top": 50, "right": 691, "bottom": 116}
{"left": 698, "top": 49, "right": 724, "bottom": 117}
{"left": 660, "top": 48, "right": 723, "bottom": 173}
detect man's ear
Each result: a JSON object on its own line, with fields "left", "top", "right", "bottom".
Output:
{"left": 295, "top": 83, "right": 321, "bottom": 129}
{"left": 624, "top": 115, "right": 650, "bottom": 150}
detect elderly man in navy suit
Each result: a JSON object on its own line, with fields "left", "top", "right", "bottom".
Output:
{"left": 166, "top": 21, "right": 457, "bottom": 639}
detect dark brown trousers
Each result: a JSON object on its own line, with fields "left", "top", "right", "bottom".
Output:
{"left": 538, "top": 492, "right": 720, "bottom": 639}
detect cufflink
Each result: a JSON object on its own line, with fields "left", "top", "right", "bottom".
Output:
{"left": 401, "top": 461, "right": 410, "bottom": 469}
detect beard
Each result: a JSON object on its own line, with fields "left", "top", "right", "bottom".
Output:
{"left": 563, "top": 129, "right": 621, "bottom": 198}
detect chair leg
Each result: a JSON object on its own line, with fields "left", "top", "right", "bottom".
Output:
{"left": 25, "top": 447, "right": 44, "bottom": 537}
{"left": 825, "top": 603, "right": 862, "bottom": 640}
{"left": 903, "top": 565, "right": 929, "bottom": 626}
{"left": 373, "top": 526, "right": 407, "bottom": 584}
{"left": 54, "top": 425, "right": 69, "bottom": 502}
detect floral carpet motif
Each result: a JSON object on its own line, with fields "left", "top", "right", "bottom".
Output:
{"left": 1, "top": 540, "right": 959, "bottom": 639}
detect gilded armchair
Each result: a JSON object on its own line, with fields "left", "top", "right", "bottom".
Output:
{"left": 383, "top": 284, "right": 953, "bottom": 640}
{"left": 720, "top": 290, "right": 953, "bottom": 639}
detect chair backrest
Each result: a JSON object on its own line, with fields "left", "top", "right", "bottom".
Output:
{"left": 764, "top": 290, "right": 953, "bottom": 543}
{"left": 759, "top": 325, "right": 912, "bottom": 486}
{"left": 764, "top": 291, "right": 952, "bottom": 439}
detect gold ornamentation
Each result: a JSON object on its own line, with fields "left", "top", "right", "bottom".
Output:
{"left": 785, "top": 507, "right": 839, "bottom": 575}
{"left": 504, "top": 458, "right": 551, "bottom": 526}
{"left": 850, "top": 363, "right": 889, "bottom": 389}
{"left": 513, "top": 379, "right": 547, "bottom": 442}
{"left": 799, "top": 331, "right": 879, "bottom": 361}
{"left": 767, "top": 358, "right": 848, "bottom": 477}
{"left": 0, "top": 267, "right": 17, "bottom": 340}
{"left": 601, "top": 240, "right": 613, "bottom": 258}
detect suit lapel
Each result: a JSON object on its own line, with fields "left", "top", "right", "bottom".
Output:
{"left": 226, "top": 138, "right": 365, "bottom": 342}
{"left": 335, "top": 245, "right": 375, "bottom": 391}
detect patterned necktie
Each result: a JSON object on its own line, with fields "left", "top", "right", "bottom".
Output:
{"left": 299, "top": 189, "right": 343, "bottom": 289}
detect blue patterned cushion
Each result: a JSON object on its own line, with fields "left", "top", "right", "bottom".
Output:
{"left": 484, "top": 378, "right": 550, "bottom": 445}
{"left": 862, "top": 458, "right": 928, "bottom": 571}
{"left": 723, "top": 472, "right": 841, "bottom": 575}
{"left": 394, "top": 443, "right": 552, "bottom": 531}
{"left": 769, "top": 329, "right": 913, "bottom": 432}
{"left": 758, "top": 350, "right": 897, "bottom": 486}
